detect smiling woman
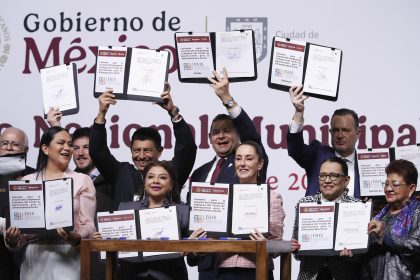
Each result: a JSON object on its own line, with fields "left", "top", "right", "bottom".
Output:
{"left": 117, "top": 161, "right": 190, "bottom": 280}
{"left": 4, "top": 126, "right": 96, "bottom": 280}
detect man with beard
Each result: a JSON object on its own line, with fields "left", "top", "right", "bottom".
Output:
{"left": 72, "top": 127, "right": 113, "bottom": 212}
{"left": 0, "top": 127, "right": 35, "bottom": 280}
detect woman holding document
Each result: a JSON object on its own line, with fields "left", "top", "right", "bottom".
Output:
{"left": 216, "top": 140, "right": 285, "bottom": 280}
{"left": 290, "top": 157, "right": 361, "bottom": 280}
{"left": 117, "top": 160, "right": 190, "bottom": 280}
{"left": 5, "top": 126, "right": 96, "bottom": 280}
{"left": 361, "top": 159, "right": 420, "bottom": 279}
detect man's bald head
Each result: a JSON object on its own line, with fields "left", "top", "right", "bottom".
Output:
{"left": 0, "top": 127, "right": 29, "bottom": 156}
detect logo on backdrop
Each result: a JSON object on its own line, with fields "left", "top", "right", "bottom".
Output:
{"left": 226, "top": 17, "right": 267, "bottom": 63}
{"left": 0, "top": 17, "right": 11, "bottom": 71}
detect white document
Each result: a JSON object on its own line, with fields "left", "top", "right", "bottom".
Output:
{"left": 358, "top": 149, "right": 390, "bottom": 196}
{"left": 270, "top": 38, "right": 306, "bottom": 86}
{"left": 334, "top": 202, "right": 371, "bottom": 251}
{"left": 215, "top": 30, "right": 255, "bottom": 78}
{"left": 8, "top": 180, "right": 45, "bottom": 229}
{"left": 127, "top": 48, "right": 168, "bottom": 99}
{"left": 44, "top": 179, "right": 73, "bottom": 230}
{"left": 303, "top": 45, "right": 341, "bottom": 97}
{"left": 231, "top": 184, "right": 268, "bottom": 235}
{"left": 40, "top": 63, "right": 77, "bottom": 114}
{"left": 189, "top": 182, "right": 230, "bottom": 233}
{"left": 175, "top": 33, "right": 214, "bottom": 78}
{"left": 95, "top": 46, "right": 127, "bottom": 94}
{"left": 394, "top": 145, "right": 420, "bottom": 191}
{"left": 0, "top": 154, "right": 26, "bottom": 175}
{"left": 298, "top": 202, "right": 335, "bottom": 251}
{"left": 97, "top": 210, "right": 138, "bottom": 259}
{"left": 139, "top": 206, "right": 180, "bottom": 257}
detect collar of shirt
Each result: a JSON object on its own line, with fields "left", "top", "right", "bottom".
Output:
{"left": 335, "top": 151, "right": 355, "bottom": 164}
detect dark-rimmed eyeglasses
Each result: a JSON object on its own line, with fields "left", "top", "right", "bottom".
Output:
{"left": 319, "top": 173, "right": 345, "bottom": 181}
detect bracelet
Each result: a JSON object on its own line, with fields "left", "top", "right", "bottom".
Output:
{"left": 168, "top": 107, "right": 180, "bottom": 118}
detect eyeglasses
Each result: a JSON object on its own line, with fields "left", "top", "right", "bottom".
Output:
{"left": 0, "top": 140, "right": 24, "bottom": 150}
{"left": 382, "top": 182, "right": 407, "bottom": 189}
{"left": 319, "top": 173, "right": 345, "bottom": 181}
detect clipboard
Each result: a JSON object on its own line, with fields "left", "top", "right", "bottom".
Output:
{"left": 40, "top": 63, "right": 80, "bottom": 118}
{"left": 188, "top": 182, "right": 270, "bottom": 239}
{"left": 8, "top": 178, "right": 74, "bottom": 234}
{"left": 268, "top": 37, "right": 343, "bottom": 101}
{"left": 93, "top": 46, "right": 169, "bottom": 103}
{"left": 174, "top": 30, "right": 258, "bottom": 83}
{"left": 296, "top": 201, "right": 371, "bottom": 256}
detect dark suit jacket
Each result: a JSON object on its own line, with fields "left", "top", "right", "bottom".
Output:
{"left": 89, "top": 118, "right": 197, "bottom": 209}
{"left": 287, "top": 130, "right": 360, "bottom": 198}
{"left": 117, "top": 199, "right": 189, "bottom": 280}
{"left": 0, "top": 165, "right": 35, "bottom": 280}
{"left": 188, "top": 108, "right": 269, "bottom": 276}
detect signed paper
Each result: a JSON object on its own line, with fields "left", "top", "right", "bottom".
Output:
{"left": 394, "top": 145, "right": 420, "bottom": 191}
{"left": 215, "top": 30, "right": 255, "bottom": 78}
{"left": 303, "top": 45, "right": 341, "bottom": 98}
{"left": 40, "top": 63, "right": 77, "bottom": 114}
{"left": 44, "top": 179, "right": 73, "bottom": 230}
{"left": 139, "top": 206, "right": 180, "bottom": 257}
{"left": 231, "top": 184, "right": 268, "bottom": 235}
{"left": 0, "top": 153, "right": 26, "bottom": 175}
{"left": 334, "top": 202, "right": 371, "bottom": 250}
{"left": 127, "top": 48, "right": 168, "bottom": 100}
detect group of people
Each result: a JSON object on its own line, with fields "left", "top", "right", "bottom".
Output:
{"left": 0, "top": 70, "right": 418, "bottom": 280}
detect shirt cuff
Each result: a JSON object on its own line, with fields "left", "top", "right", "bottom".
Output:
{"left": 229, "top": 106, "right": 241, "bottom": 119}
{"left": 289, "top": 121, "right": 304, "bottom": 133}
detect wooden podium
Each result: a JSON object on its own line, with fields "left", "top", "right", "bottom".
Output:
{"left": 80, "top": 239, "right": 291, "bottom": 280}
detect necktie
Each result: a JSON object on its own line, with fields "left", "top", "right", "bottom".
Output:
{"left": 210, "top": 158, "right": 225, "bottom": 184}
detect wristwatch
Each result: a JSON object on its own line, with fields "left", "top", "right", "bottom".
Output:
{"left": 223, "top": 98, "right": 235, "bottom": 109}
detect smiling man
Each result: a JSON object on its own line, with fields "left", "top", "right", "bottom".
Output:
{"left": 287, "top": 85, "right": 362, "bottom": 198}
{"left": 187, "top": 69, "right": 269, "bottom": 280}
{"left": 89, "top": 85, "right": 197, "bottom": 209}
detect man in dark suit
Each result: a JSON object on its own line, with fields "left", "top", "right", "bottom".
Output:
{"left": 287, "top": 85, "right": 361, "bottom": 198}
{"left": 89, "top": 84, "right": 197, "bottom": 209}
{"left": 188, "top": 69, "right": 268, "bottom": 280}
{"left": 0, "top": 127, "right": 35, "bottom": 280}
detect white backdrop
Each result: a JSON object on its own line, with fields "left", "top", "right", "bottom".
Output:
{"left": 1, "top": 1, "right": 420, "bottom": 279}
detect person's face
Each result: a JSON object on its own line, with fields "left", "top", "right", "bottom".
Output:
{"left": 131, "top": 140, "right": 162, "bottom": 171}
{"left": 383, "top": 172, "right": 416, "bottom": 208}
{"left": 330, "top": 115, "right": 360, "bottom": 158}
{"left": 72, "top": 136, "right": 94, "bottom": 173}
{"left": 42, "top": 131, "right": 73, "bottom": 171}
{"left": 319, "top": 161, "right": 349, "bottom": 201}
{"left": 209, "top": 119, "right": 239, "bottom": 157}
{"left": 144, "top": 166, "right": 172, "bottom": 201}
{"left": 0, "top": 129, "right": 27, "bottom": 156}
{"left": 235, "top": 144, "right": 264, "bottom": 184}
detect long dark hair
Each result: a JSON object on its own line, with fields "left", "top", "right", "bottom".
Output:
{"left": 36, "top": 126, "right": 70, "bottom": 178}
{"left": 142, "top": 160, "right": 179, "bottom": 202}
